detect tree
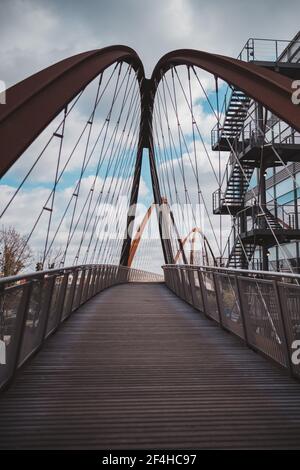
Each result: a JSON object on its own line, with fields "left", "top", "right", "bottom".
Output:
{"left": 0, "top": 226, "right": 32, "bottom": 277}
{"left": 36, "top": 247, "right": 63, "bottom": 271}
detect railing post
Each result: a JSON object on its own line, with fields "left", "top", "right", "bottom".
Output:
{"left": 235, "top": 275, "right": 250, "bottom": 346}
{"left": 93, "top": 267, "right": 100, "bottom": 294}
{"left": 170, "top": 269, "right": 176, "bottom": 292}
{"left": 86, "top": 268, "right": 95, "bottom": 299}
{"left": 197, "top": 268, "right": 210, "bottom": 316}
{"left": 174, "top": 268, "right": 180, "bottom": 296}
{"left": 171, "top": 268, "right": 177, "bottom": 295}
{"left": 43, "top": 273, "right": 66, "bottom": 338}
{"left": 65, "top": 270, "right": 78, "bottom": 318}
{"left": 163, "top": 268, "right": 168, "bottom": 288}
{"left": 77, "top": 268, "right": 86, "bottom": 308}
{"left": 9, "top": 282, "right": 33, "bottom": 386}
{"left": 40, "top": 275, "right": 56, "bottom": 341}
{"left": 181, "top": 268, "right": 189, "bottom": 302}
{"left": 91, "top": 267, "right": 99, "bottom": 297}
{"left": 112, "top": 266, "right": 117, "bottom": 285}
{"left": 272, "top": 280, "right": 294, "bottom": 375}
{"left": 175, "top": 268, "right": 183, "bottom": 298}
{"left": 103, "top": 266, "right": 108, "bottom": 289}
{"left": 56, "top": 272, "right": 69, "bottom": 327}
{"left": 212, "top": 272, "right": 224, "bottom": 327}
{"left": 119, "top": 266, "right": 124, "bottom": 284}
{"left": 188, "top": 268, "right": 197, "bottom": 307}
{"left": 98, "top": 266, "right": 104, "bottom": 291}
{"left": 82, "top": 268, "right": 92, "bottom": 304}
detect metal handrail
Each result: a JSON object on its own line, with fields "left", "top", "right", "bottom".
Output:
{"left": 211, "top": 37, "right": 300, "bottom": 152}
{"left": 163, "top": 264, "right": 300, "bottom": 281}
{"left": 163, "top": 263, "right": 300, "bottom": 380}
{"left": 0, "top": 264, "right": 88, "bottom": 286}
{"left": 0, "top": 264, "right": 161, "bottom": 392}
{"left": 237, "top": 37, "right": 300, "bottom": 62}
{"left": 0, "top": 264, "right": 162, "bottom": 286}
{"left": 235, "top": 202, "right": 296, "bottom": 231}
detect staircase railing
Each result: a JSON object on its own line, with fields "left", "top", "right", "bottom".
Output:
{"left": 211, "top": 89, "right": 251, "bottom": 150}
{"left": 163, "top": 264, "right": 300, "bottom": 380}
{"left": 236, "top": 203, "right": 296, "bottom": 233}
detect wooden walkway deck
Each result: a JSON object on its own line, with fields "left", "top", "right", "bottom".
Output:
{"left": 1, "top": 282, "right": 300, "bottom": 449}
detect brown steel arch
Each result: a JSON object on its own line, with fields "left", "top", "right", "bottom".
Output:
{"left": 2, "top": 47, "right": 299, "bottom": 176}
{"left": 0, "top": 45, "right": 145, "bottom": 178}
{"left": 149, "top": 49, "right": 300, "bottom": 135}
{"left": 174, "top": 227, "right": 216, "bottom": 265}
{"left": 145, "top": 49, "right": 300, "bottom": 266}
{"left": 1, "top": 46, "right": 300, "bottom": 267}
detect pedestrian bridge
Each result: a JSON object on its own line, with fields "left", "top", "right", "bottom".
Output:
{"left": 1, "top": 42, "right": 300, "bottom": 449}
{"left": 1, "top": 266, "right": 300, "bottom": 449}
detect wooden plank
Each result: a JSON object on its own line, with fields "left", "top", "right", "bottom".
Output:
{"left": 1, "top": 283, "right": 300, "bottom": 449}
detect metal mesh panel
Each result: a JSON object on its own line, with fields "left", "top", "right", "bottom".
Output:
{"left": 174, "top": 269, "right": 181, "bottom": 296}
{"left": 61, "top": 272, "right": 75, "bottom": 321}
{"left": 191, "top": 270, "right": 203, "bottom": 311}
{"left": 0, "top": 265, "right": 146, "bottom": 392}
{"left": 92, "top": 268, "right": 100, "bottom": 296}
{"left": 18, "top": 280, "right": 45, "bottom": 365}
{"left": 239, "top": 277, "right": 288, "bottom": 367}
{"left": 182, "top": 270, "right": 193, "bottom": 304}
{"left": 162, "top": 266, "right": 300, "bottom": 379}
{"left": 176, "top": 269, "right": 184, "bottom": 299}
{"left": 80, "top": 269, "right": 90, "bottom": 305}
{"left": 46, "top": 275, "right": 64, "bottom": 336}
{"left": 73, "top": 270, "right": 83, "bottom": 310}
{"left": 216, "top": 273, "right": 244, "bottom": 339}
{"left": 201, "top": 271, "right": 219, "bottom": 321}
{"left": 96, "top": 267, "right": 103, "bottom": 291}
{"left": 0, "top": 286, "right": 23, "bottom": 388}
{"left": 278, "top": 282, "right": 300, "bottom": 377}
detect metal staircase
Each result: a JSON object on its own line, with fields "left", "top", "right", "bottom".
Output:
{"left": 213, "top": 163, "right": 255, "bottom": 214}
{"left": 227, "top": 237, "right": 256, "bottom": 268}
{"left": 227, "top": 205, "right": 292, "bottom": 268}
{"left": 212, "top": 88, "right": 251, "bottom": 151}
{"left": 253, "top": 206, "right": 286, "bottom": 231}
{"left": 264, "top": 208, "right": 284, "bottom": 230}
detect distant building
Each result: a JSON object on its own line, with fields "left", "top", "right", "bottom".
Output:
{"left": 212, "top": 32, "right": 300, "bottom": 272}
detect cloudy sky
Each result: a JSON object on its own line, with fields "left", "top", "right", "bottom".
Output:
{"left": 0, "top": 0, "right": 299, "bottom": 273}
{"left": 1, "top": 0, "right": 299, "bottom": 86}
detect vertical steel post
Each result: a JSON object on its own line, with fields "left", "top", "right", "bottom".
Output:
{"left": 235, "top": 275, "right": 250, "bottom": 346}
{"left": 40, "top": 275, "right": 56, "bottom": 343}
{"left": 56, "top": 273, "right": 69, "bottom": 327}
{"left": 197, "top": 268, "right": 209, "bottom": 316}
{"left": 212, "top": 272, "right": 224, "bottom": 327}
{"left": 273, "top": 280, "right": 294, "bottom": 375}
{"left": 10, "top": 282, "right": 32, "bottom": 384}
{"left": 65, "top": 270, "right": 77, "bottom": 319}
{"left": 77, "top": 269, "right": 86, "bottom": 308}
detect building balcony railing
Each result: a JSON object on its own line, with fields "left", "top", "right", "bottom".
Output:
{"left": 238, "top": 37, "right": 300, "bottom": 63}
{"left": 236, "top": 203, "right": 298, "bottom": 233}
{"left": 211, "top": 36, "right": 300, "bottom": 152}
{"left": 212, "top": 188, "right": 224, "bottom": 213}
{"left": 214, "top": 109, "right": 300, "bottom": 165}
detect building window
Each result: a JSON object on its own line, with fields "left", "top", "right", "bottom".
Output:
{"left": 275, "top": 177, "right": 294, "bottom": 198}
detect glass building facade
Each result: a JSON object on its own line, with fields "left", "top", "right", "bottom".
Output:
{"left": 246, "top": 163, "right": 300, "bottom": 271}
{"left": 215, "top": 31, "right": 300, "bottom": 272}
